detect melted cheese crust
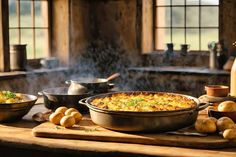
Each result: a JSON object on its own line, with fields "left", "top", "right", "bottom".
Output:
{"left": 91, "top": 93, "right": 196, "bottom": 112}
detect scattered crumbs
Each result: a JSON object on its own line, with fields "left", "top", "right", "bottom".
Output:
{"left": 55, "top": 126, "right": 61, "bottom": 130}
{"left": 84, "top": 128, "right": 99, "bottom": 132}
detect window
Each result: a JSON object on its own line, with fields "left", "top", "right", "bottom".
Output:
{"left": 9, "top": 0, "right": 50, "bottom": 59}
{"left": 155, "top": 0, "right": 219, "bottom": 51}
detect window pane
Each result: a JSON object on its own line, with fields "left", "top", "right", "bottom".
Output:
{"left": 186, "top": 29, "right": 199, "bottom": 50}
{"left": 156, "top": 0, "right": 170, "bottom": 6}
{"left": 172, "top": 29, "right": 185, "bottom": 50}
{"left": 201, "top": 29, "right": 218, "bottom": 50}
{"left": 187, "top": 0, "right": 199, "bottom": 5}
{"left": 155, "top": 29, "right": 171, "bottom": 50}
{"left": 201, "top": 0, "right": 219, "bottom": 5}
{"left": 21, "top": 29, "right": 33, "bottom": 59}
{"left": 20, "top": 1, "right": 32, "bottom": 27}
{"left": 35, "top": 29, "right": 48, "bottom": 58}
{"left": 172, "top": 0, "right": 185, "bottom": 5}
{"left": 172, "top": 7, "right": 185, "bottom": 27}
{"left": 9, "top": 29, "right": 19, "bottom": 45}
{"left": 186, "top": 7, "right": 199, "bottom": 27}
{"left": 201, "top": 7, "right": 218, "bottom": 27}
{"left": 156, "top": 7, "right": 171, "bottom": 27}
{"left": 35, "top": 1, "right": 48, "bottom": 27}
{"left": 9, "top": 0, "right": 17, "bottom": 27}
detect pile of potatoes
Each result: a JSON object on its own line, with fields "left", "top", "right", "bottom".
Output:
{"left": 195, "top": 116, "right": 236, "bottom": 140}
{"left": 195, "top": 100, "right": 236, "bottom": 140}
{"left": 49, "top": 106, "right": 82, "bottom": 128}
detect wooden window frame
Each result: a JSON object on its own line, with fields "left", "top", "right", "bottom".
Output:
{"left": 154, "top": 0, "right": 219, "bottom": 52}
{"left": 0, "top": 0, "right": 10, "bottom": 72}
{"left": 9, "top": 0, "right": 51, "bottom": 59}
{"left": 0, "top": 0, "right": 52, "bottom": 72}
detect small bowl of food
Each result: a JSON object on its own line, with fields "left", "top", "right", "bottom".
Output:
{"left": 0, "top": 91, "right": 38, "bottom": 122}
{"left": 205, "top": 85, "right": 229, "bottom": 97}
{"left": 208, "top": 101, "right": 236, "bottom": 122}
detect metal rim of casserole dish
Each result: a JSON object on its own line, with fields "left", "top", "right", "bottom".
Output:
{"left": 79, "top": 91, "right": 210, "bottom": 132}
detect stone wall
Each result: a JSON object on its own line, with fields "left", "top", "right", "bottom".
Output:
{"left": 220, "top": 0, "right": 236, "bottom": 55}
{"left": 69, "top": 0, "right": 142, "bottom": 77}
{"left": 128, "top": 71, "right": 229, "bottom": 97}
{"left": 142, "top": 52, "right": 210, "bottom": 67}
{"left": 0, "top": 70, "right": 70, "bottom": 95}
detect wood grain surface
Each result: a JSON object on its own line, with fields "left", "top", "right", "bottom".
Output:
{"left": 0, "top": 104, "right": 235, "bottom": 157}
{"left": 32, "top": 117, "right": 236, "bottom": 149}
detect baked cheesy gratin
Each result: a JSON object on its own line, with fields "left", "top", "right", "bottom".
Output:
{"left": 91, "top": 93, "right": 196, "bottom": 112}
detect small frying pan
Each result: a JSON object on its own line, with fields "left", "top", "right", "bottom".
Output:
{"left": 65, "top": 73, "right": 120, "bottom": 94}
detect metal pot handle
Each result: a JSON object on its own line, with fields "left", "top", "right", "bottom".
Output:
{"left": 196, "top": 102, "right": 212, "bottom": 111}
{"left": 79, "top": 98, "right": 87, "bottom": 106}
{"left": 108, "top": 83, "right": 115, "bottom": 89}
{"left": 38, "top": 91, "right": 44, "bottom": 96}
{"left": 65, "top": 80, "right": 71, "bottom": 84}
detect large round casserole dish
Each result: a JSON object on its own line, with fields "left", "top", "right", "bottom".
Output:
{"left": 79, "top": 91, "right": 209, "bottom": 132}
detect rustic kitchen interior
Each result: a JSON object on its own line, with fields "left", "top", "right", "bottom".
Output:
{"left": 0, "top": 0, "right": 236, "bottom": 156}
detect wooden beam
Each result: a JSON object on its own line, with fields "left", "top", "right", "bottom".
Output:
{"left": 51, "top": 0, "right": 70, "bottom": 66}
{"left": 141, "top": 0, "right": 154, "bottom": 54}
{"left": 0, "top": 0, "right": 10, "bottom": 72}
{"left": 219, "top": 0, "right": 236, "bottom": 55}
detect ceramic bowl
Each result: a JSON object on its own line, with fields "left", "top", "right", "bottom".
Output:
{"left": 0, "top": 94, "right": 37, "bottom": 122}
{"left": 205, "top": 85, "right": 229, "bottom": 97}
{"left": 208, "top": 105, "right": 236, "bottom": 123}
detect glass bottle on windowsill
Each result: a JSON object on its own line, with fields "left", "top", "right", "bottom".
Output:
{"left": 180, "top": 44, "right": 189, "bottom": 56}
{"left": 230, "top": 41, "right": 236, "bottom": 97}
{"left": 215, "top": 41, "right": 228, "bottom": 70}
{"left": 163, "top": 43, "right": 175, "bottom": 65}
{"left": 230, "top": 57, "right": 236, "bottom": 97}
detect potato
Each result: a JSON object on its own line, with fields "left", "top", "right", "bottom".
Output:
{"left": 232, "top": 124, "right": 236, "bottom": 129}
{"left": 217, "top": 117, "right": 235, "bottom": 131}
{"left": 60, "top": 115, "right": 75, "bottom": 128}
{"left": 70, "top": 111, "right": 82, "bottom": 123}
{"left": 223, "top": 129, "right": 236, "bottom": 140}
{"left": 55, "top": 106, "right": 68, "bottom": 115}
{"left": 195, "top": 117, "right": 217, "bottom": 133}
{"left": 218, "top": 101, "right": 236, "bottom": 112}
{"left": 208, "top": 117, "right": 217, "bottom": 124}
{"left": 49, "top": 112, "right": 64, "bottom": 125}
{"left": 65, "top": 108, "right": 78, "bottom": 116}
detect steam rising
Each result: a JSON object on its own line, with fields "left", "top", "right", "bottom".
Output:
{"left": 70, "top": 39, "right": 136, "bottom": 90}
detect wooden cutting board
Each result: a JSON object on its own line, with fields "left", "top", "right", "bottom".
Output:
{"left": 32, "top": 117, "right": 236, "bottom": 149}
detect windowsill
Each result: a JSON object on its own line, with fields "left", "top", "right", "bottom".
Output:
{"left": 144, "top": 50, "right": 210, "bottom": 56}
{"left": 128, "top": 66, "right": 230, "bottom": 76}
{"left": 0, "top": 67, "right": 71, "bottom": 80}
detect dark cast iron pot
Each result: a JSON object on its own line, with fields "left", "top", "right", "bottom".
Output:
{"left": 39, "top": 87, "right": 92, "bottom": 113}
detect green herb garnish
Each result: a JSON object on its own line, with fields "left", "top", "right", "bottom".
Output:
{"left": 126, "top": 98, "right": 144, "bottom": 106}
{"left": 4, "top": 91, "right": 16, "bottom": 98}
{"left": 55, "top": 126, "right": 61, "bottom": 130}
{"left": 84, "top": 128, "right": 98, "bottom": 132}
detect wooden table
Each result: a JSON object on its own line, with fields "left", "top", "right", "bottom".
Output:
{"left": 0, "top": 101, "right": 236, "bottom": 157}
